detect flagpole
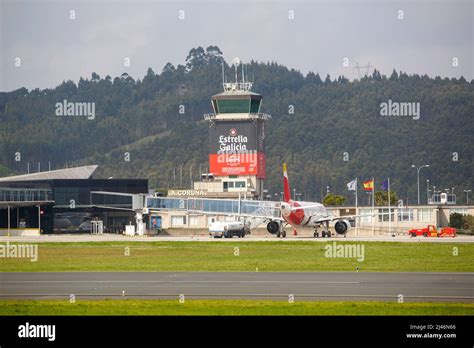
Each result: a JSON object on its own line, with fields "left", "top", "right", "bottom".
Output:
{"left": 372, "top": 177, "right": 375, "bottom": 236}
{"left": 355, "top": 178, "right": 358, "bottom": 207}
{"left": 388, "top": 177, "right": 391, "bottom": 236}
{"left": 355, "top": 178, "right": 358, "bottom": 237}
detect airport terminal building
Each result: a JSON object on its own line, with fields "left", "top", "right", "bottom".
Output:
{"left": 145, "top": 195, "right": 474, "bottom": 236}
{"left": 0, "top": 166, "right": 148, "bottom": 235}
{"left": 1, "top": 165, "right": 471, "bottom": 237}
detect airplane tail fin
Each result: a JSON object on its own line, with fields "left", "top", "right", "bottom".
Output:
{"left": 283, "top": 163, "right": 291, "bottom": 202}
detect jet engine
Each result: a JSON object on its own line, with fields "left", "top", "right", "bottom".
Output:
{"left": 266, "top": 221, "right": 280, "bottom": 234}
{"left": 334, "top": 219, "right": 351, "bottom": 235}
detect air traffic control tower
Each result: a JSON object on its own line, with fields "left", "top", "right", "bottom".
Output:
{"left": 196, "top": 59, "right": 271, "bottom": 200}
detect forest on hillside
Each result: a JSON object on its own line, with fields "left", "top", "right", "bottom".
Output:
{"left": 1, "top": 46, "right": 473, "bottom": 204}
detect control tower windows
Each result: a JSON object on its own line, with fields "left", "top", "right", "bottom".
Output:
{"left": 250, "top": 98, "right": 261, "bottom": 113}
{"left": 217, "top": 99, "right": 250, "bottom": 113}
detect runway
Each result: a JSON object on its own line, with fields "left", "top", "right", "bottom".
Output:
{"left": 1, "top": 272, "right": 473, "bottom": 302}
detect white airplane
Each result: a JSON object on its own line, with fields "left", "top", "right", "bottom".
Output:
{"left": 262, "top": 163, "right": 359, "bottom": 238}
{"left": 183, "top": 163, "right": 366, "bottom": 238}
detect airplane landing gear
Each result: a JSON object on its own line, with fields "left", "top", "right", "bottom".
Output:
{"left": 316, "top": 221, "right": 331, "bottom": 238}
{"left": 321, "top": 231, "right": 332, "bottom": 238}
{"left": 277, "top": 223, "right": 287, "bottom": 238}
{"left": 314, "top": 225, "right": 321, "bottom": 238}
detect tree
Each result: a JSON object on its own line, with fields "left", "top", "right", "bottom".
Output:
{"left": 323, "top": 193, "right": 346, "bottom": 206}
{"left": 389, "top": 69, "right": 398, "bottom": 81}
{"left": 462, "top": 215, "right": 474, "bottom": 231}
{"left": 375, "top": 191, "right": 398, "bottom": 206}
{"left": 205, "top": 45, "right": 224, "bottom": 65}
{"left": 449, "top": 213, "right": 464, "bottom": 229}
{"left": 372, "top": 69, "right": 381, "bottom": 81}
{"left": 145, "top": 67, "right": 155, "bottom": 79}
{"left": 185, "top": 47, "right": 206, "bottom": 71}
{"left": 162, "top": 63, "right": 175, "bottom": 74}
{"left": 91, "top": 72, "right": 100, "bottom": 82}
{"left": 306, "top": 72, "right": 323, "bottom": 85}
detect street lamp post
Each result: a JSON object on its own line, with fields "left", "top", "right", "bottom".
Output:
{"left": 464, "top": 190, "right": 471, "bottom": 205}
{"left": 426, "top": 179, "right": 430, "bottom": 204}
{"left": 411, "top": 164, "right": 430, "bottom": 205}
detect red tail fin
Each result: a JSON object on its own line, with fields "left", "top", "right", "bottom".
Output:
{"left": 283, "top": 163, "right": 291, "bottom": 202}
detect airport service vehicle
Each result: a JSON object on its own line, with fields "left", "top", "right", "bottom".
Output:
{"left": 408, "top": 225, "right": 456, "bottom": 238}
{"left": 209, "top": 221, "right": 248, "bottom": 238}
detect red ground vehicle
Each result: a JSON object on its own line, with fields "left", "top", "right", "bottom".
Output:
{"left": 408, "top": 225, "right": 456, "bottom": 238}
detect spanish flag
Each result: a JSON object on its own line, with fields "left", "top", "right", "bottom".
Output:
{"left": 363, "top": 179, "right": 374, "bottom": 191}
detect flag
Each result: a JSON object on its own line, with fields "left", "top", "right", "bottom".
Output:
{"left": 363, "top": 179, "right": 374, "bottom": 191}
{"left": 347, "top": 179, "right": 357, "bottom": 191}
{"left": 381, "top": 180, "right": 388, "bottom": 191}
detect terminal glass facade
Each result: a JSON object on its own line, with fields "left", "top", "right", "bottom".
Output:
{"left": 147, "top": 197, "right": 280, "bottom": 218}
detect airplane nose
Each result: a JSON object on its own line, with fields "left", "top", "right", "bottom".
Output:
{"left": 281, "top": 203, "right": 290, "bottom": 215}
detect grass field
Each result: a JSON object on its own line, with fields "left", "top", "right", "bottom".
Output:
{"left": 0, "top": 241, "right": 472, "bottom": 272}
{"left": 1, "top": 299, "right": 473, "bottom": 315}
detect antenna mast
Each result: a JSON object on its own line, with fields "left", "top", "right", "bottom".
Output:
{"left": 221, "top": 62, "right": 225, "bottom": 85}
{"left": 222, "top": 58, "right": 252, "bottom": 92}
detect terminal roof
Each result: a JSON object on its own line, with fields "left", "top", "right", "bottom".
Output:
{"left": 0, "top": 165, "right": 98, "bottom": 182}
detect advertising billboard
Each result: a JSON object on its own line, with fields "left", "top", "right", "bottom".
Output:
{"left": 209, "top": 121, "right": 266, "bottom": 178}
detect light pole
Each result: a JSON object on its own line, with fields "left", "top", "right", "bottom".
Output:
{"left": 464, "top": 190, "right": 471, "bottom": 205}
{"left": 426, "top": 180, "right": 430, "bottom": 204}
{"left": 293, "top": 188, "right": 296, "bottom": 200}
{"left": 411, "top": 164, "right": 430, "bottom": 205}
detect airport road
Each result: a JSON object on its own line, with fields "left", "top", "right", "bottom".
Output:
{"left": 1, "top": 272, "right": 473, "bottom": 302}
{"left": 1, "top": 235, "right": 473, "bottom": 243}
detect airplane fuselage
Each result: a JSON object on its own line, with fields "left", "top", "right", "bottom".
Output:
{"left": 281, "top": 200, "right": 327, "bottom": 227}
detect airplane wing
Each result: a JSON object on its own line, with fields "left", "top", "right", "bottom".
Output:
{"left": 182, "top": 209, "right": 285, "bottom": 223}
{"left": 312, "top": 213, "right": 378, "bottom": 224}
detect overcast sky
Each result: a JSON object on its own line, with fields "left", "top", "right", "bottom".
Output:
{"left": 1, "top": 0, "right": 472, "bottom": 91}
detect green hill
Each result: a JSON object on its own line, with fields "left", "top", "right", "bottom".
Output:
{"left": 1, "top": 46, "right": 473, "bottom": 203}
